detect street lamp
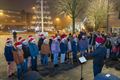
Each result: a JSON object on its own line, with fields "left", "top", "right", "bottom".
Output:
{"left": 32, "top": 6, "right": 36, "bottom": 10}
{"left": 0, "top": 10, "right": 4, "bottom": 16}
{"left": 56, "top": 17, "right": 60, "bottom": 22}
{"left": 54, "top": 17, "right": 61, "bottom": 30}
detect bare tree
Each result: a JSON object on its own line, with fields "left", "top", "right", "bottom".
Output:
{"left": 86, "top": 0, "right": 114, "bottom": 31}
{"left": 114, "top": 0, "right": 120, "bottom": 19}
{"left": 56, "top": 0, "right": 88, "bottom": 33}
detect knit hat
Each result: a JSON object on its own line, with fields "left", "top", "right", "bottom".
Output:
{"left": 18, "top": 37, "right": 22, "bottom": 42}
{"left": 51, "top": 36, "right": 56, "bottom": 40}
{"left": 96, "top": 37, "right": 105, "bottom": 44}
{"left": 28, "top": 35, "right": 34, "bottom": 41}
{"left": 29, "top": 37, "right": 35, "bottom": 43}
{"left": 39, "top": 34, "right": 44, "bottom": 37}
{"left": 61, "top": 34, "right": 67, "bottom": 42}
{"left": 14, "top": 42, "right": 22, "bottom": 48}
{"left": 6, "top": 38, "right": 12, "bottom": 43}
{"left": 21, "top": 39, "right": 28, "bottom": 44}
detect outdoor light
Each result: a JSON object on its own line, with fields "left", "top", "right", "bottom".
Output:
{"left": 0, "top": 10, "right": 4, "bottom": 16}
{"left": 32, "top": 6, "right": 36, "bottom": 10}
{"left": 32, "top": 16, "right": 37, "bottom": 19}
{"left": 56, "top": 17, "right": 60, "bottom": 22}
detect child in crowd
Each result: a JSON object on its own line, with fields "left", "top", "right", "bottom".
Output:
{"left": 71, "top": 34, "right": 78, "bottom": 63}
{"left": 4, "top": 38, "right": 15, "bottom": 78}
{"left": 79, "top": 35, "right": 89, "bottom": 56}
{"left": 22, "top": 39, "right": 30, "bottom": 73}
{"left": 41, "top": 39, "right": 51, "bottom": 65}
{"left": 60, "top": 35, "right": 68, "bottom": 63}
{"left": 13, "top": 42, "right": 24, "bottom": 80}
{"left": 51, "top": 36, "right": 60, "bottom": 67}
{"left": 28, "top": 36, "right": 39, "bottom": 71}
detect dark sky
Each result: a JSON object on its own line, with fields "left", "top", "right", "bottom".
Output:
{"left": 0, "top": 0, "right": 36, "bottom": 11}
{"left": 0, "top": 0, "right": 57, "bottom": 18}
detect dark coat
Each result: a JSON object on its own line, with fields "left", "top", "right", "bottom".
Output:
{"left": 29, "top": 43, "right": 39, "bottom": 57}
{"left": 4, "top": 46, "right": 14, "bottom": 62}
{"left": 60, "top": 42, "right": 68, "bottom": 54}
{"left": 71, "top": 41, "right": 78, "bottom": 53}
{"left": 105, "top": 40, "right": 112, "bottom": 49}
{"left": 38, "top": 38, "right": 44, "bottom": 51}
{"left": 22, "top": 44, "right": 30, "bottom": 59}
{"left": 91, "top": 45, "right": 107, "bottom": 66}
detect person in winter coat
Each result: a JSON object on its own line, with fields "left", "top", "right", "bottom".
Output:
{"left": 13, "top": 42, "right": 24, "bottom": 80}
{"left": 38, "top": 34, "right": 44, "bottom": 51}
{"left": 91, "top": 32, "right": 97, "bottom": 50}
{"left": 66, "top": 38, "right": 72, "bottom": 61}
{"left": 51, "top": 36, "right": 60, "bottom": 67}
{"left": 79, "top": 35, "right": 89, "bottom": 56}
{"left": 71, "top": 34, "right": 78, "bottom": 63}
{"left": 38, "top": 34, "right": 45, "bottom": 64}
{"left": 88, "top": 33, "right": 93, "bottom": 52}
{"left": 49, "top": 37, "right": 53, "bottom": 62}
{"left": 60, "top": 36, "right": 68, "bottom": 63}
{"left": 41, "top": 39, "right": 51, "bottom": 65}
{"left": 28, "top": 37, "right": 39, "bottom": 71}
{"left": 21, "top": 39, "right": 30, "bottom": 73}
{"left": 4, "top": 38, "right": 15, "bottom": 78}
{"left": 111, "top": 44, "right": 118, "bottom": 60}
{"left": 88, "top": 37, "right": 106, "bottom": 77}
{"left": 105, "top": 37, "right": 112, "bottom": 58}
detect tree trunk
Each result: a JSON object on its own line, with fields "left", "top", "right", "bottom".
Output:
{"left": 72, "top": 16, "right": 75, "bottom": 34}
{"left": 119, "top": 10, "right": 120, "bottom": 19}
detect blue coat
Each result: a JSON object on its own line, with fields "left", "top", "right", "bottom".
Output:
{"left": 51, "top": 41, "right": 60, "bottom": 54}
{"left": 4, "top": 46, "right": 14, "bottom": 62}
{"left": 79, "top": 38, "right": 88, "bottom": 51}
{"left": 91, "top": 45, "right": 107, "bottom": 66}
{"left": 60, "top": 42, "right": 68, "bottom": 54}
{"left": 71, "top": 41, "right": 78, "bottom": 53}
{"left": 29, "top": 43, "right": 39, "bottom": 57}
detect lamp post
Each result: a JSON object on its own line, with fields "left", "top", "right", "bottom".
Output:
{"left": 41, "top": 0, "right": 44, "bottom": 32}
{"left": 106, "top": 0, "right": 110, "bottom": 33}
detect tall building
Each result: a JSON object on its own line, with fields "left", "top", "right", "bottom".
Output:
{"left": 0, "top": 9, "right": 32, "bottom": 31}
{"left": 32, "top": 0, "right": 54, "bottom": 32}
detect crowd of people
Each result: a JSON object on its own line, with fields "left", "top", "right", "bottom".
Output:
{"left": 4, "top": 31, "right": 120, "bottom": 80}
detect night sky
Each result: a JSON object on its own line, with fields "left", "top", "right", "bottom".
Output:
{"left": 0, "top": 0, "right": 56, "bottom": 11}
{"left": 0, "top": 0, "right": 36, "bottom": 11}
{"left": 0, "top": 0, "right": 58, "bottom": 18}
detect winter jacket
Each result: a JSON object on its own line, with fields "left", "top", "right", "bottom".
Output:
{"left": 41, "top": 44, "right": 51, "bottom": 55}
{"left": 60, "top": 42, "right": 68, "bottom": 54}
{"left": 105, "top": 40, "right": 112, "bottom": 49}
{"left": 22, "top": 44, "right": 30, "bottom": 59}
{"left": 13, "top": 49, "right": 24, "bottom": 64}
{"left": 71, "top": 40, "right": 78, "bottom": 53}
{"left": 38, "top": 38, "right": 44, "bottom": 51}
{"left": 29, "top": 43, "right": 39, "bottom": 57}
{"left": 4, "top": 45, "right": 14, "bottom": 62}
{"left": 49, "top": 39, "right": 53, "bottom": 50}
{"left": 51, "top": 41, "right": 60, "bottom": 54}
{"left": 91, "top": 45, "right": 107, "bottom": 66}
{"left": 92, "top": 34, "right": 97, "bottom": 45}
{"left": 79, "top": 38, "right": 88, "bottom": 51}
